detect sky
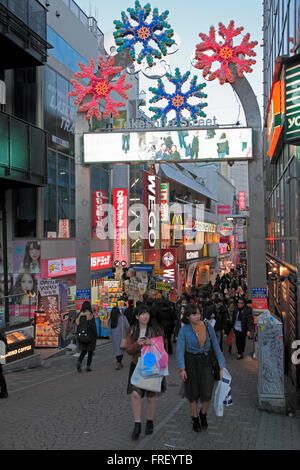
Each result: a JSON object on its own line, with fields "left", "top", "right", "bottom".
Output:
{"left": 74, "top": 0, "right": 263, "bottom": 126}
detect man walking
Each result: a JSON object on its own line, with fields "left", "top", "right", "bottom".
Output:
{"left": 232, "top": 298, "right": 254, "bottom": 359}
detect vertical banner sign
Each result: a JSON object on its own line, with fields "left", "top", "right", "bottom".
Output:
{"left": 161, "top": 248, "right": 177, "bottom": 288}
{"left": 285, "top": 63, "right": 300, "bottom": 142}
{"left": 93, "top": 190, "right": 106, "bottom": 239}
{"left": 58, "top": 219, "right": 70, "bottom": 238}
{"left": 113, "top": 189, "right": 129, "bottom": 267}
{"left": 238, "top": 191, "right": 246, "bottom": 210}
{"left": 36, "top": 280, "right": 60, "bottom": 347}
{"left": 161, "top": 183, "right": 169, "bottom": 222}
{"left": 143, "top": 171, "right": 159, "bottom": 254}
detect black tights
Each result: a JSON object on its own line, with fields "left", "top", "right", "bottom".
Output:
{"left": 116, "top": 355, "right": 123, "bottom": 363}
{"left": 78, "top": 350, "right": 93, "bottom": 366}
{"left": 0, "top": 364, "right": 7, "bottom": 393}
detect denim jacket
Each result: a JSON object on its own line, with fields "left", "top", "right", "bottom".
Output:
{"left": 176, "top": 322, "right": 226, "bottom": 370}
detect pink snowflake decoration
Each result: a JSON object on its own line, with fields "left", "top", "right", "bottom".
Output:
{"left": 69, "top": 56, "right": 132, "bottom": 120}
{"left": 194, "top": 21, "right": 258, "bottom": 85}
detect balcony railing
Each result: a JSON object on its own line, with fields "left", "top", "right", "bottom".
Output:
{"left": 0, "top": 0, "right": 47, "bottom": 40}
{"left": 62, "top": 0, "right": 104, "bottom": 48}
{"left": 0, "top": 110, "right": 47, "bottom": 186}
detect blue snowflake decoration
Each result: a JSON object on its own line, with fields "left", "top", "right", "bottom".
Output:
{"left": 149, "top": 68, "right": 208, "bottom": 127}
{"left": 113, "top": 1, "right": 175, "bottom": 67}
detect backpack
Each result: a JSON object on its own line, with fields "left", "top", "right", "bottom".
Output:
{"left": 77, "top": 316, "right": 91, "bottom": 344}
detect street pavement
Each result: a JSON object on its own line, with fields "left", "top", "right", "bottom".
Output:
{"left": 0, "top": 337, "right": 300, "bottom": 451}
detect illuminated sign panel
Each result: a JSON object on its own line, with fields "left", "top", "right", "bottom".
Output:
{"left": 285, "top": 63, "right": 300, "bottom": 142}
{"left": 84, "top": 128, "right": 253, "bottom": 164}
{"left": 267, "top": 80, "right": 284, "bottom": 157}
{"left": 113, "top": 189, "right": 129, "bottom": 268}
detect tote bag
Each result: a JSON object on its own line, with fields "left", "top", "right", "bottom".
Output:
{"left": 130, "top": 357, "right": 163, "bottom": 392}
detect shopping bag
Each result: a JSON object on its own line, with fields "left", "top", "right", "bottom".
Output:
{"left": 141, "top": 336, "right": 169, "bottom": 377}
{"left": 213, "top": 368, "right": 232, "bottom": 417}
{"left": 226, "top": 332, "right": 234, "bottom": 345}
{"left": 130, "top": 357, "right": 163, "bottom": 392}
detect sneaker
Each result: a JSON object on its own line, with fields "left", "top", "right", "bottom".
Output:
{"left": 199, "top": 411, "right": 208, "bottom": 430}
{"left": 145, "top": 420, "right": 154, "bottom": 435}
{"left": 73, "top": 353, "right": 80, "bottom": 357}
{"left": 86, "top": 367, "right": 92, "bottom": 372}
{"left": 131, "top": 422, "right": 141, "bottom": 440}
{"left": 0, "top": 391, "right": 8, "bottom": 399}
{"left": 192, "top": 416, "right": 201, "bottom": 432}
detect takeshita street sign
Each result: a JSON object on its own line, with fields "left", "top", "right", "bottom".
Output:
{"left": 83, "top": 127, "right": 253, "bottom": 164}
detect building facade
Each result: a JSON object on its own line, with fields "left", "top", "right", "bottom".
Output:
{"left": 263, "top": 0, "right": 300, "bottom": 392}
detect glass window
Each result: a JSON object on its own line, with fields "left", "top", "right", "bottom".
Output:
{"left": 70, "top": 159, "right": 75, "bottom": 238}
{"left": 44, "top": 152, "right": 57, "bottom": 237}
{"left": 58, "top": 155, "right": 70, "bottom": 225}
{"left": 54, "top": 33, "right": 67, "bottom": 65}
{"left": 14, "top": 188, "right": 37, "bottom": 238}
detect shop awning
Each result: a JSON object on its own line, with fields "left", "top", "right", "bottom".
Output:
{"left": 160, "top": 164, "right": 218, "bottom": 201}
{"left": 91, "top": 269, "right": 112, "bottom": 280}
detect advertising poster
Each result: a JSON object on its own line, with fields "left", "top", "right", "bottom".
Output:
{"left": 36, "top": 279, "right": 61, "bottom": 347}
{"left": 76, "top": 289, "right": 91, "bottom": 312}
{"left": 143, "top": 171, "right": 159, "bottom": 256}
{"left": 161, "top": 248, "right": 177, "bottom": 287}
{"left": 13, "top": 241, "right": 41, "bottom": 273}
{"left": 92, "top": 190, "right": 107, "bottom": 239}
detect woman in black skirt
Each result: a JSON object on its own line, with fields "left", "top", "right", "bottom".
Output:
{"left": 176, "top": 304, "right": 226, "bottom": 432}
{"left": 126, "top": 304, "right": 166, "bottom": 440}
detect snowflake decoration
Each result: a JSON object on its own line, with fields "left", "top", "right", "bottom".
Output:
{"left": 68, "top": 56, "right": 132, "bottom": 120}
{"left": 113, "top": 1, "right": 175, "bottom": 67}
{"left": 194, "top": 21, "right": 258, "bottom": 85}
{"left": 149, "top": 68, "right": 208, "bottom": 127}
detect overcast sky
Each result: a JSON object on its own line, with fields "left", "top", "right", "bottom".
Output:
{"left": 74, "top": 0, "right": 263, "bottom": 125}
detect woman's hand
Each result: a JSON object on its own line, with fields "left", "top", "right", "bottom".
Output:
{"left": 137, "top": 338, "right": 147, "bottom": 346}
{"left": 220, "top": 368, "right": 224, "bottom": 381}
{"left": 180, "top": 369, "right": 187, "bottom": 382}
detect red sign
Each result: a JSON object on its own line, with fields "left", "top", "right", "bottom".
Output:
{"left": 113, "top": 189, "right": 129, "bottom": 268}
{"left": 238, "top": 242, "right": 247, "bottom": 250}
{"left": 217, "top": 205, "right": 231, "bottom": 215}
{"left": 143, "top": 171, "right": 159, "bottom": 252}
{"left": 252, "top": 298, "right": 268, "bottom": 310}
{"left": 239, "top": 191, "right": 246, "bottom": 210}
{"left": 91, "top": 252, "right": 112, "bottom": 271}
{"left": 161, "top": 248, "right": 177, "bottom": 287}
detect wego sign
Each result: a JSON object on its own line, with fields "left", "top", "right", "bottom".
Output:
{"left": 143, "top": 171, "right": 159, "bottom": 251}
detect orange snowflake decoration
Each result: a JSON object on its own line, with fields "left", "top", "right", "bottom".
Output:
{"left": 69, "top": 56, "right": 132, "bottom": 120}
{"left": 194, "top": 21, "right": 258, "bottom": 85}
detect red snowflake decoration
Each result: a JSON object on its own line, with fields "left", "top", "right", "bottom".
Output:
{"left": 69, "top": 56, "right": 132, "bottom": 120}
{"left": 194, "top": 21, "right": 258, "bottom": 85}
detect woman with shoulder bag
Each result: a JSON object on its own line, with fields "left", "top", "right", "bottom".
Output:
{"left": 75, "top": 301, "right": 97, "bottom": 372}
{"left": 126, "top": 304, "right": 166, "bottom": 441}
{"left": 176, "top": 304, "right": 226, "bottom": 432}
{"left": 109, "top": 306, "right": 130, "bottom": 370}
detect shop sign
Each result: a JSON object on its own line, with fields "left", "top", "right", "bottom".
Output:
{"left": 76, "top": 289, "right": 91, "bottom": 312}
{"left": 143, "top": 171, "right": 159, "bottom": 250}
{"left": 58, "top": 219, "right": 70, "bottom": 238}
{"left": 285, "top": 63, "right": 300, "bottom": 142}
{"left": 0, "top": 332, "right": 34, "bottom": 365}
{"left": 47, "top": 257, "right": 76, "bottom": 277}
{"left": 38, "top": 279, "right": 59, "bottom": 297}
{"left": 161, "top": 248, "right": 177, "bottom": 286}
{"left": 195, "top": 221, "right": 216, "bottom": 233}
{"left": 219, "top": 243, "right": 228, "bottom": 255}
{"left": 91, "top": 252, "right": 112, "bottom": 270}
{"left": 267, "top": 80, "right": 284, "bottom": 157}
{"left": 161, "top": 183, "right": 169, "bottom": 222}
{"left": 239, "top": 191, "right": 246, "bottom": 210}
{"left": 219, "top": 222, "right": 233, "bottom": 236}
{"left": 217, "top": 205, "right": 231, "bottom": 215}
{"left": 36, "top": 285, "right": 61, "bottom": 347}
{"left": 155, "top": 282, "right": 171, "bottom": 291}
{"left": 186, "top": 250, "right": 200, "bottom": 260}
{"left": 93, "top": 190, "right": 107, "bottom": 238}
{"left": 239, "top": 242, "right": 247, "bottom": 250}
{"left": 113, "top": 189, "right": 129, "bottom": 267}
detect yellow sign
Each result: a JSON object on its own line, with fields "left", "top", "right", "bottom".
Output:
{"left": 155, "top": 282, "right": 171, "bottom": 291}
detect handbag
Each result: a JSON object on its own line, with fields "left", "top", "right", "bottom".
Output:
{"left": 120, "top": 316, "right": 127, "bottom": 349}
{"left": 131, "top": 357, "right": 163, "bottom": 392}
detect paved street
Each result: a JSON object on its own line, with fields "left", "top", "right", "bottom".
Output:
{"left": 1, "top": 339, "right": 300, "bottom": 451}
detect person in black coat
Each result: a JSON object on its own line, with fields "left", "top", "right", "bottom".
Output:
{"left": 151, "top": 297, "right": 177, "bottom": 354}
{"left": 231, "top": 298, "right": 254, "bottom": 359}
{"left": 75, "top": 301, "right": 97, "bottom": 372}
{"left": 0, "top": 331, "right": 8, "bottom": 398}
{"left": 125, "top": 300, "right": 135, "bottom": 326}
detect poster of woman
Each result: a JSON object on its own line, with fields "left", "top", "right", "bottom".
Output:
{"left": 13, "top": 241, "right": 41, "bottom": 274}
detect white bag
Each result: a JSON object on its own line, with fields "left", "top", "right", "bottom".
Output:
{"left": 214, "top": 368, "right": 232, "bottom": 417}
{"left": 131, "top": 357, "right": 163, "bottom": 392}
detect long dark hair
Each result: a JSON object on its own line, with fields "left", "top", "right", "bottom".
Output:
{"left": 22, "top": 241, "right": 41, "bottom": 271}
{"left": 110, "top": 307, "right": 120, "bottom": 329}
{"left": 130, "top": 303, "right": 162, "bottom": 341}
{"left": 80, "top": 301, "right": 92, "bottom": 313}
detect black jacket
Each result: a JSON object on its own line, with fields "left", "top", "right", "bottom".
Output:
{"left": 151, "top": 299, "right": 177, "bottom": 329}
{"left": 232, "top": 307, "right": 254, "bottom": 333}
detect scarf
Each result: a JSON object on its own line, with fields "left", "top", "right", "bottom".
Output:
{"left": 192, "top": 323, "right": 207, "bottom": 349}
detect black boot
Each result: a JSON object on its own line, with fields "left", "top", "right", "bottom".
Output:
{"left": 131, "top": 422, "right": 141, "bottom": 440}
{"left": 192, "top": 416, "right": 201, "bottom": 432}
{"left": 145, "top": 420, "right": 154, "bottom": 435}
{"left": 199, "top": 411, "right": 208, "bottom": 430}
